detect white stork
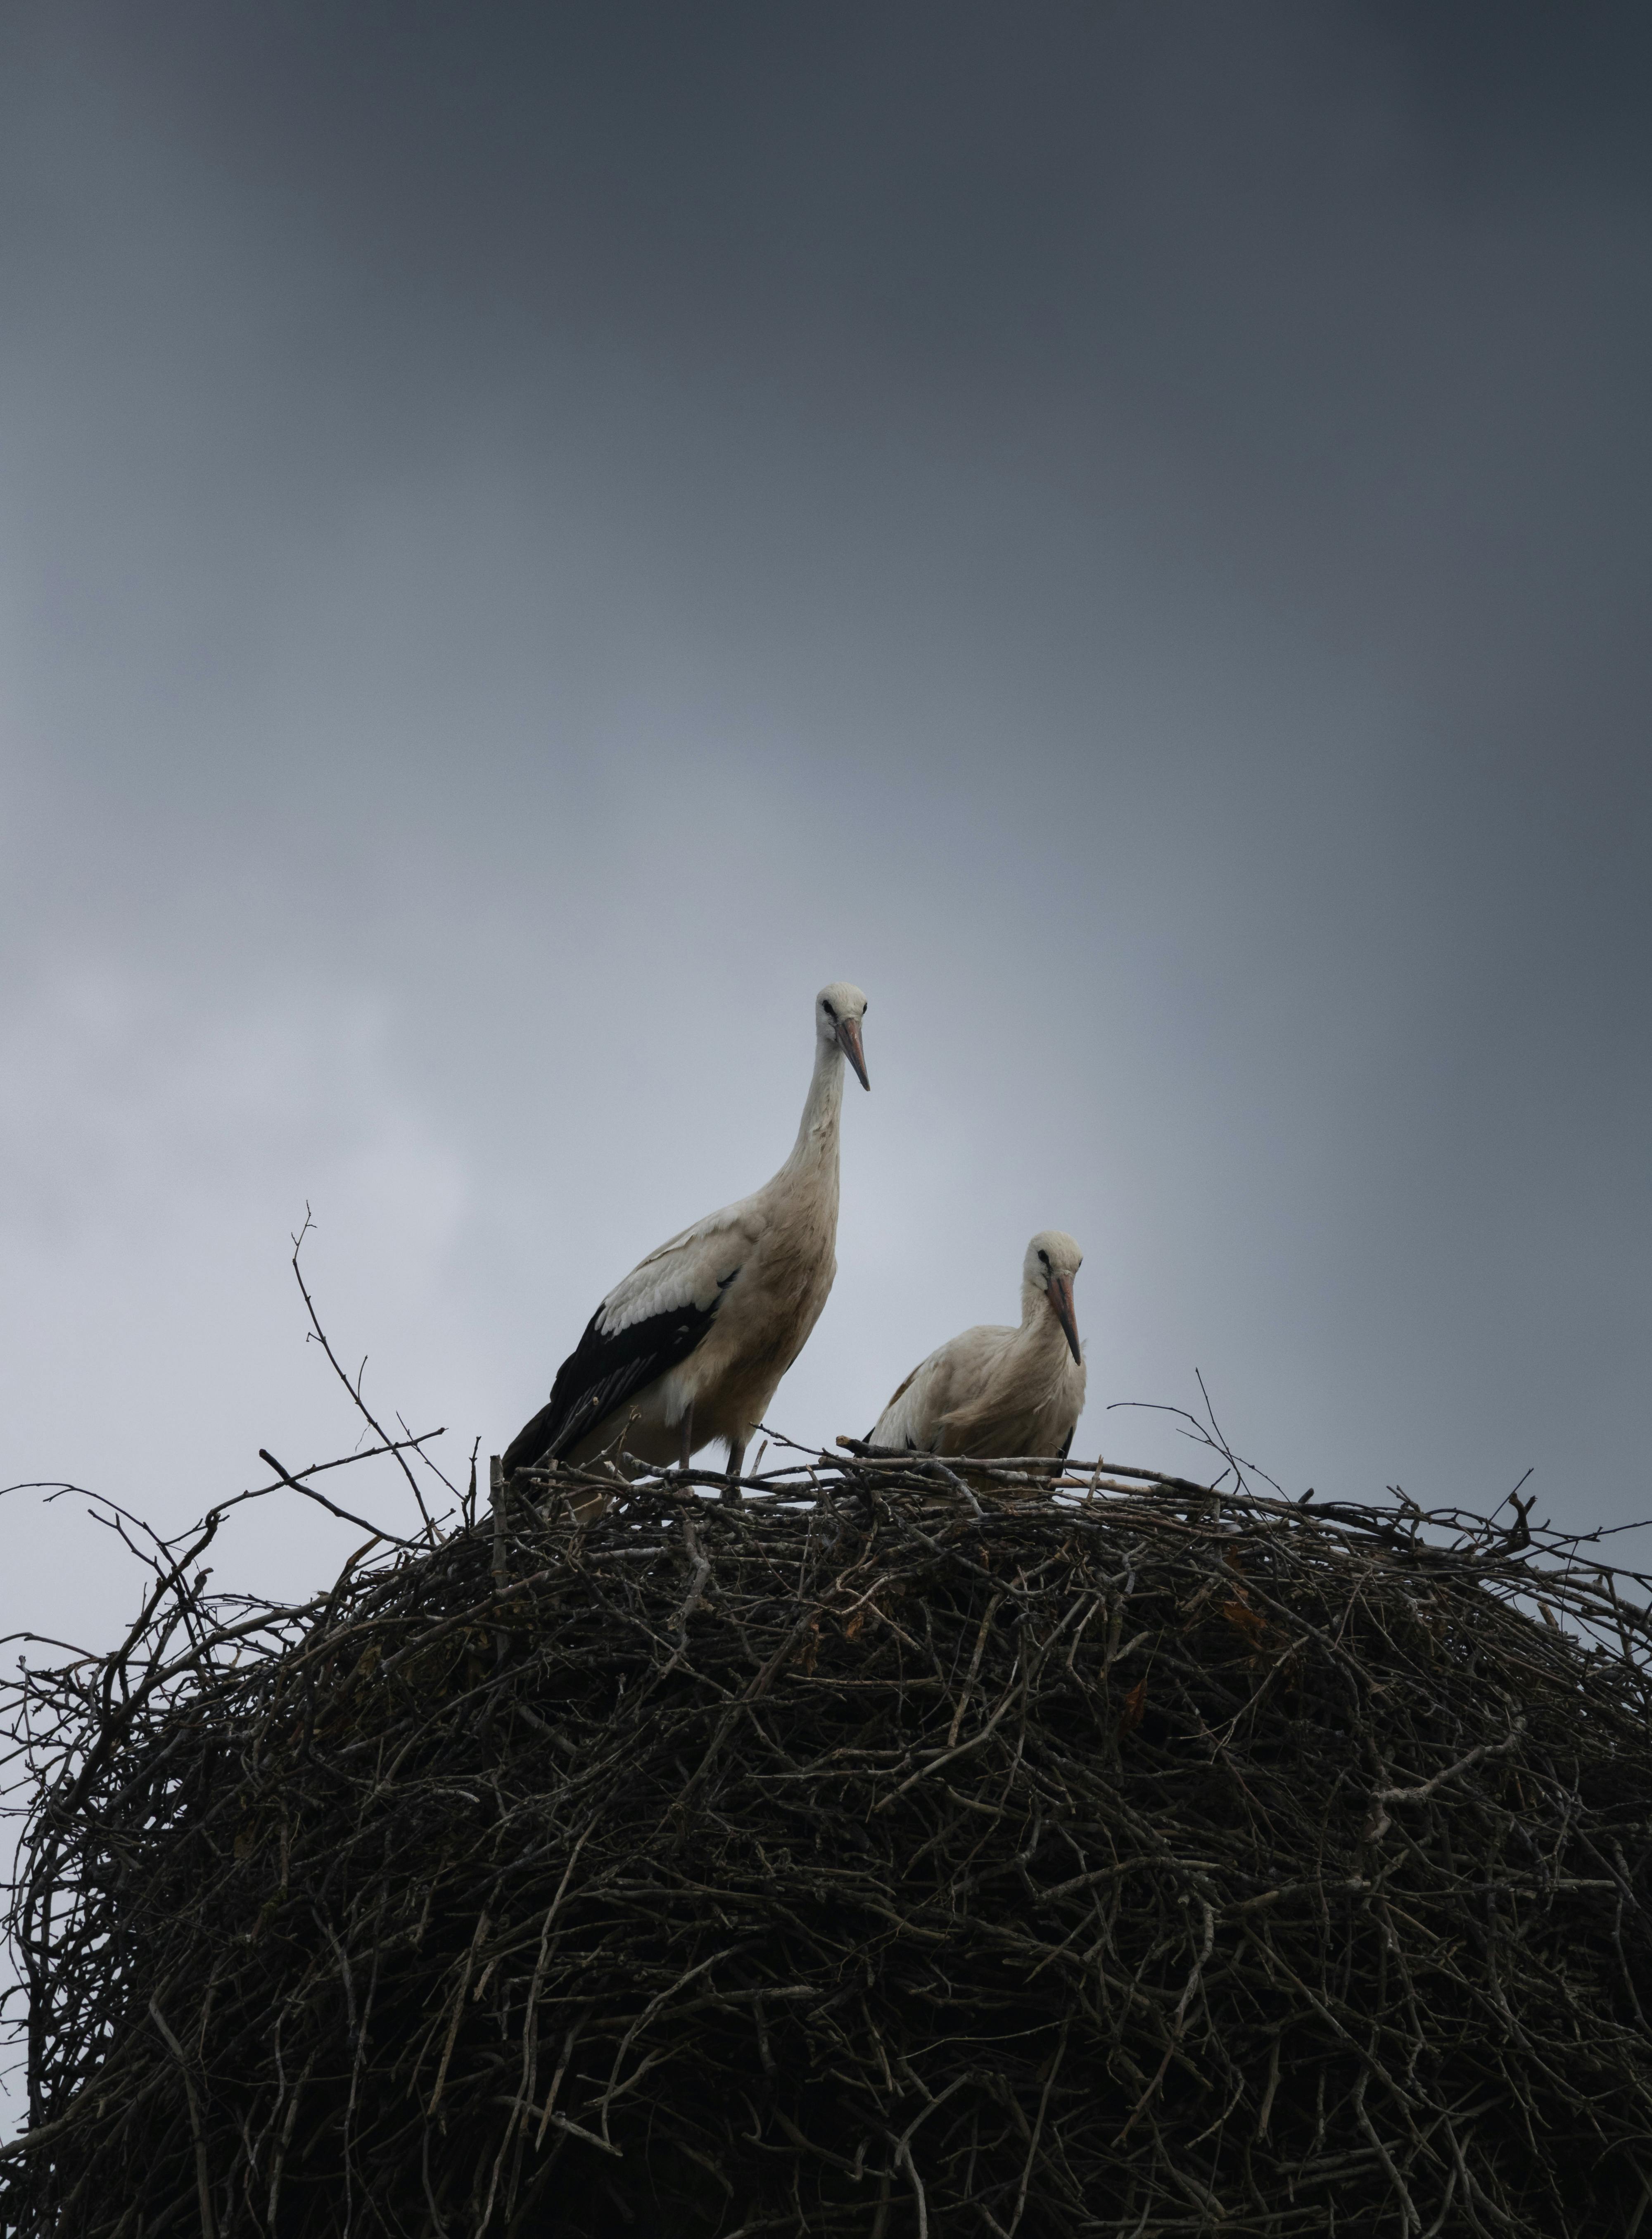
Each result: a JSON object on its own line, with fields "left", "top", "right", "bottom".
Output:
{"left": 868, "top": 1229, "right": 1087, "bottom": 1467}
{"left": 503, "top": 982, "right": 870, "bottom": 1489}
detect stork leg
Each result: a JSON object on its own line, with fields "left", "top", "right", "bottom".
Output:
{"left": 722, "top": 1438, "right": 746, "bottom": 1506}
{"left": 678, "top": 1402, "right": 695, "bottom": 1474}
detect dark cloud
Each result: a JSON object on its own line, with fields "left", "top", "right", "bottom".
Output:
{"left": 1367, "top": 0, "right": 1652, "bottom": 190}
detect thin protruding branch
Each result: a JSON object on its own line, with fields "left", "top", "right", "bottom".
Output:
{"left": 289, "top": 1206, "right": 437, "bottom": 1541}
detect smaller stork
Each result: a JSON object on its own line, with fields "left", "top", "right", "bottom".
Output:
{"left": 868, "top": 1230, "right": 1086, "bottom": 1469}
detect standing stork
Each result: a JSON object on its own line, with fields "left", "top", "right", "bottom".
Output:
{"left": 868, "top": 1230, "right": 1087, "bottom": 1468}
{"left": 503, "top": 982, "right": 871, "bottom": 1490}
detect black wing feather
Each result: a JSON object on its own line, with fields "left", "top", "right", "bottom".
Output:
{"left": 502, "top": 1292, "right": 724, "bottom": 1476}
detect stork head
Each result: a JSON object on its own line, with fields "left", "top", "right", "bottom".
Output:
{"left": 817, "top": 982, "right": 870, "bottom": 1090}
{"left": 1024, "top": 1229, "right": 1083, "bottom": 1363}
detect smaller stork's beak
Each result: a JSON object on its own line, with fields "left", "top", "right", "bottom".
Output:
{"left": 838, "top": 1015, "right": 870, "bottom": 1090}
{"left": 1049, "top": 1273, "right": 1082, "bottom": 1364}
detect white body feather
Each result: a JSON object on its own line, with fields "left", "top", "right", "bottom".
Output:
{"left": 871, "top": 1232, "right": 1087, "bottom": 1465}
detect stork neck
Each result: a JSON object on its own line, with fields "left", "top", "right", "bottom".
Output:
{"left": 1020, "top": 1280, "right": 1059, "bottom": 1336}
{"left": 787, "top": 1038, "right": 845, "bottom": 1173}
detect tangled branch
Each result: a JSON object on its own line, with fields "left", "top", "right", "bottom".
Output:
{"left": 5, "top": 1447, "right": 1652, "bottom": 2236}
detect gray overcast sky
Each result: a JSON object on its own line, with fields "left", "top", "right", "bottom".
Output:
{"left": 2, "top": 1, "right": 1650, "bottom": 1654}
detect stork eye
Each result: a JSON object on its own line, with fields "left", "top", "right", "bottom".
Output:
{"left": 1037, "top": 1248, "right": 1050, "bottom": 1266}
{"left": 823, "top": 999, "right": 836, "bottom": 1018}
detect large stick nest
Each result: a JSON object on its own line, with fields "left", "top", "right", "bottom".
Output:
{"left": 6, "top": 1451, "right": 1652, "bottom": 2237}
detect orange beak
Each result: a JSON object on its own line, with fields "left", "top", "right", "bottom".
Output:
{"left": 1049, "top": 1273, "right": 1081, "bottom": 1364}
{"left": 837, "top": 1014, "right": 870, "bottom": 1090}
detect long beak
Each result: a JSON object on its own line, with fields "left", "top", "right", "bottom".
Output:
{"left": 1049, "top": 1274, "right": 1082, "bottom": 1364}
{"left": 837, "top": 1015, "right": 870, "bottom": 1090}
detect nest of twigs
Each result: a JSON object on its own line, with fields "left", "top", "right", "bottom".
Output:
{"left": 6, "top": 1445, "right": 1652, "bottom": 2237}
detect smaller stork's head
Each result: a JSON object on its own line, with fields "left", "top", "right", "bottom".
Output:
{"left": 817, "top": 982, "right": 870, "bottom": 1089}
{"left": 1024, "top": 1230, "right": 1083, "bottom": 1363}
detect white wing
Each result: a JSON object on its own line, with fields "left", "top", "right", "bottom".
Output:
{"left": 871, "top": 1325, "right": 1009, "bottom": 1451}
{"left": 596, "top": 1197, "right": 769, "bottom": 1333}
{"left": 503, "top": 1195, "right": 773, "bottom": 1474}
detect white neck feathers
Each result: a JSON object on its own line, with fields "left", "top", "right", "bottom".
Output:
{"left": 1020, "top": 1281, "right": 1063, "bottom": 1339}
{"left": 787, "top": 1037, "right": 845, "bottom": 1173}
